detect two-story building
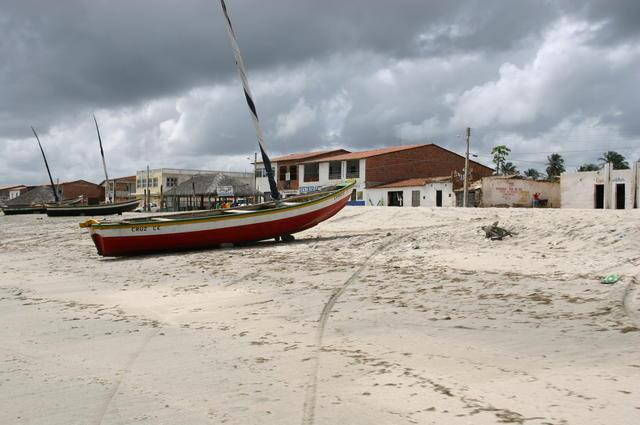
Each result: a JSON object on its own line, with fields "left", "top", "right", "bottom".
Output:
{"left": 255, "top": 149, "right": 349, "bottom": 198}
{"left": 256, "top": 144, "right": 493, "bottom": 205}
{"left": 100, "top": 176, "right": 137, "bottom": 203}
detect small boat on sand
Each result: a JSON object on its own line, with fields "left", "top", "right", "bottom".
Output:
{"left": 47, "top": 199, "right": 139, "bottom": 217}
{"left": 80, "top": 1, "right": 354, "bottom": 256}
{"left": 1, "top": 195, "right": 83, "bottom": 216}
{"left": 2, "top": 204, "right": 47, "bottom": 215}
{"left": 80, "top": 181, "right": 354, "bottom": 256}
{"left": 45, "top": 116, "right": 139, "bottom": 217}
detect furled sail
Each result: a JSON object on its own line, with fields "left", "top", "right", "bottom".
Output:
{"left": 219, "top": 0, "right": 280, "bottom": 201}
{"left": 93, "top": 115, "right": 111, "bottom": 203}
{"left": 31, "top": 127, "right": 59, "bottom": 203}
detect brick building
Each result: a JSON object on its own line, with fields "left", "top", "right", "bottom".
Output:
{"left": 6, "top": 180, "right": 104, "bottom": 206}
{"left": 255, "top": 144, "right": 493, "bottom": 205}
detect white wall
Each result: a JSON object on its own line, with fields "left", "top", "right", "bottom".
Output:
{"left": 561, "top": 163, "right": 638, "bottom": 209}
{"left": 365, "top": 182, "right": 454, "bottom": 207}
{"left": 481, "top": 177, "right": 561, "bottom": 208}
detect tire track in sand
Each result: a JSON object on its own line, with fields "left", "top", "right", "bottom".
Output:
{"left": 300, "top": 232, "right": 408, "bottom": 425}
{"left": 622, "top": 276, "right": 640, "bottom": 325}
{"left": 94, "top": 329, "right": 159, "bottom": 425}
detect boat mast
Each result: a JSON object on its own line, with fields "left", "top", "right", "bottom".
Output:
{"left": 93, "top": 115, "right": 111, "bottom": 203}
{"left": 31, "top": 127, "right": 59, "bottom": 204}
{"left": 219, "top": 0, "right": 280, "bottom": 201}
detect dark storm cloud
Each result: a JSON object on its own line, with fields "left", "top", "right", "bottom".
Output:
{"left": 1, "top": 0, "right": 639, "bottom": 183}
{"left": 0, "top": 0, "right": 564, "bottom": 135}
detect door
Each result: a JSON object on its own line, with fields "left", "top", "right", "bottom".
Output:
{"left": 616, "top": 184, "right": 625, "bottom": 209}
{"left": 436, "top": 190, "right": 443, "bottom": 207}
{"left": 388, "top": 191, "right": 403, "bottom": 207}
{"left": 594, "top": 184, "right": 604, "bottom": 209}
{"left": 411, "top": 190, "right": 420, "bottom": 207}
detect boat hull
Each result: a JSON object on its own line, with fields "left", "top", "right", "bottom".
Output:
{"left": 46, "top": 200, "right": 140, "bottom": 217}
{"left": 85, "top": 183, "right": 353, "bottom": 256}
{"left": 1, "top": 206, "right": 47, "bottom": 215}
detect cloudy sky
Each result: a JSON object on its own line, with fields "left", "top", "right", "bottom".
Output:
{"left": 1, "top": 0, "right": 639, "bottom": 184}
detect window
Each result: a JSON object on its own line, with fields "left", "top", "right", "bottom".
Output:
{"left": 166, "top": 177, "right": 178, "bottom": 188}
{"left": 279, "top": 166, "right": 287, "bottom": 181}
{"left": 304, "top": 163, "right": 319, "bottom": 182}
{"left": 346, "top": 160, "right": 360, "bottom": 178}
{"left": 329, "top": 161, "right": 342, "bottom": 180}
{"left": 289, "top": 165, "right": 298, "bottom": 181}
{"left": 255, "top": 167, "right": 266, "bottom": 178}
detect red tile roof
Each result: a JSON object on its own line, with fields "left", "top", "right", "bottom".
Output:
{"left": 304, "top": 144, "right": 424, "bottom": 162}
{"left": 373, "top": 176, "right": 452, "bottom": 189}
{"left": 270, "top": 149, "right": 349, "bottom": 162}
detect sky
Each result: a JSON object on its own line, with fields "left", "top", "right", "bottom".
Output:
{"left": 1, "top": 0, "right": 639, "bottom": 185}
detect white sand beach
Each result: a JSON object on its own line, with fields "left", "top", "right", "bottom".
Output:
{"left": 1, "top": 207, "right": 639, "bottom": 425}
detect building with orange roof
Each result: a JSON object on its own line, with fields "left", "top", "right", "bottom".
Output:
{"left": 256, "top": 144, "right": 493, "bottom": 204}
{"left": 364, "top": 176, "right": 455, "bottom": 207}
{"left": 255, "top": 149, "right": 349, "bottom": 197}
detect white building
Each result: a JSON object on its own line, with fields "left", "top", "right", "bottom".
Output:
{"left": 560, "top": 162, "right": 640, "bottom": 209}
{"left": 254, "top": 149, "right": 349, "bottom": 198}
{"left": 256, "top": 145, "right": 494, "bottom": 204}
{"left": 365, "top": 177, "right": 454, "bottom": 207}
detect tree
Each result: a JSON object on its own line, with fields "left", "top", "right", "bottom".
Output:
{"left": 598, "top": 151, "right": 629, "bottom": 169}
{"left": 578, "top": 163, "right": 600, "bottom": 172}
{"left": 523, "top": 168, "right": 541, "bottom": 179}
{"left": 491, "top": 145, "right": 511, "bottom": 175}
{"left": 503, "top": 162, "right": 518, "bottom": 175}
{"left": 546, "top": 153, "right": 565, "bottom": 179}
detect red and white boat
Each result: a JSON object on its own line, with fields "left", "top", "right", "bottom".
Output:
{"left": 80, "top": 181, "right": 354, "bottom": 257}
{"left": 80, "top": 1, "right": 355, "bottom": 257}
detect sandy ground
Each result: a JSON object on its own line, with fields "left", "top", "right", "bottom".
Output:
{"left": 0, "top": 206, "right": 639, "bottom": 425}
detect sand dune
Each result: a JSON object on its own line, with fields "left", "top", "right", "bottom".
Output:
{"left": 1, "top": 207, "right": 639, "bottom": 424}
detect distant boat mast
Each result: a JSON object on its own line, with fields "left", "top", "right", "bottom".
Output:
{"left": 219, "top": 0, "right": 280, "bottom": 201}
{"left": 31, "top": 126, "right": 59, "bottom": 204}
{"left": 93, "top": 115, "right": 112, "bottom": 203}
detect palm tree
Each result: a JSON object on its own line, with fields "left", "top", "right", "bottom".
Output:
{"left": 503, "top": 162, "right": 518, "bottom": 175}
{"left": 598, "top": 151, "right": 629, "bottom": 169}
{"left": 578, "top": 163, "right": 600, "bottom": 172}
{"left": 523, "top": 168, "right": 541, "bottom": 179}
{"left": 491, "top": 145, "right": 511, "bottom": 175}
{"left": 546, "top": 153, "right": 565, "bottom": 179}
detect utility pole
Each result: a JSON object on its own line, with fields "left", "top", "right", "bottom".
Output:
{"left": 462, "top": 127, "right": 470, "bottom": 207}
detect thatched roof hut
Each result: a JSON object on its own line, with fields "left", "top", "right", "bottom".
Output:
{"left": 164, "top": 172, "right": 258, "bottom": 211}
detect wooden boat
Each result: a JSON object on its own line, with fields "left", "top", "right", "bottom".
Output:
{"left": 47, "top": 199, "right": 139, "bottom": 217}
{"left": 44, "top": 116, "right": 137, "bottom": 217}
{"left": 80, "top": 1, "right": 354, "bottom": 256}
{"left": 80, "top": 181, "right": 353, "bottom": 256}
{"left": 2, "top": 127, "right": 64, "bottom": 215}
{"left": 2, "top": 204, "right": 47, "bottom": 215}
{"left": 1, "top": 196, "right": 83, "bottom": 216}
